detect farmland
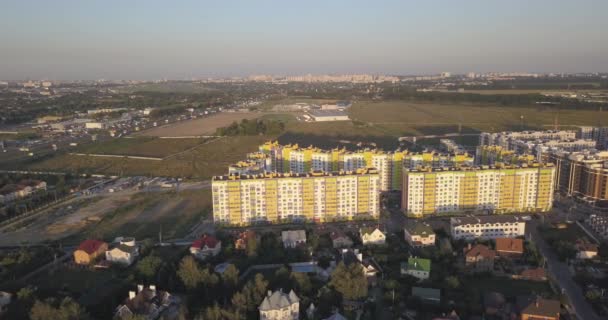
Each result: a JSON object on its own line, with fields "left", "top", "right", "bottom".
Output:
{"left": 137, "top": 112, "right": 261, "bottom": 137}
{"left": 73, "top": 137, "right": 208, "bottom": 158}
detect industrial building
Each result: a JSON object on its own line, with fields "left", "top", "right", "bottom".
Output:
{"left": 307, "top": 110, "right": 350, "bottom": 122}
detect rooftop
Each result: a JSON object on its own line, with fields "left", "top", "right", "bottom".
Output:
{"left": 404, "top": 221, "right": 435, "bottom": 237}
{"left": 451, "top": 215, "right": 525, "bottom": 227}
{"left": 259, "top": 289, "right": 299, "bottom": 311}
{"left": 403, "top": 257, "right": 431, "bottom": 272}
{"left": 405, "top": 162, "right": 553, "bottom": 173}
{"left": 214, "top": 168, "right": 379, "bottom": 181}
{"left": 495, "top": 238, "right": 524, "bottom": 253}
{"left": 465, "top": 244, "right": 496, "bottom": 259}
{"left": 77, "top": 239, "right": 107, "bottom": 255}
{"left": 308, "top": 109, "right": 349, "bottom": 117}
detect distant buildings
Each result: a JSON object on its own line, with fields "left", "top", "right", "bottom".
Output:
{"left": 550, "top": 150, "right": 608, "bottom": 205}
{"left": 189, "top": 235, "right": 221, "bottom": 260}
{"left": 359, "top": 227, "right": 386, "bottom": 245}
{"left": 402, "top": 164, "right": 555, "bottom": 217}
{"left": 480, "top": 130, "right": 577, "bottom": 149}
{"left": 74, "top": 239, "right": 108, "bottom": 265}
{"left": 259, "top": 289, "right": 300, "bottom": 320}
{"left": 450, "top": 216, "right": 526, "bottom": 240}
{"left": 212, "top": 169, "right": 380, "bottom": 226}
{"left": 0, "top": 180, "right": 46, "bottom": 204}
{"left": 586, "top": 214, "right": 608, "bottom": 240}
{"left": 308, "top": 110, "right": 350, "bottom": 122}
{"left": 401, "top": 257, "right": 431, "bottom": 280}
{"left": 403, "top": 221, "right": 436, "bottom": 247}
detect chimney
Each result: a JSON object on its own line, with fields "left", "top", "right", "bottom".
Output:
{"left": 468, "top": 243, "right": 472, "bottom": 250}
{"left": 137, "top": 284, "right": 143, "bottom": 293}
{"left": 128, "top": 291, "right": 136, "bottom": 300}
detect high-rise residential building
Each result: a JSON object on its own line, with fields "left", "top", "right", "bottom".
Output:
{"left": 256, "top": 141, "right": 474, "bottom": 191}
{"left": 479, "top": 130, "right": 577, "bottom": 150}
{"left": 401, "top": 164, "right": 555, "bottom": 217}
{"left": 475, "top": 145, "right": 536, "bottom": 166}
{"left": 549, "top": 150, "right": 608, "bottom": 205}
{"left": 212, "top": 168, "right": 380, "bottom": 226}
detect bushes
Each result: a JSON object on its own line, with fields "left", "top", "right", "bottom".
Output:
{"left": 215, "top": 119, "right": 285, "bottom": 136}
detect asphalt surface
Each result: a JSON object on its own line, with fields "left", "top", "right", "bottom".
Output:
{"left": 528, "top": 219, "right": 604, "bottom": 320}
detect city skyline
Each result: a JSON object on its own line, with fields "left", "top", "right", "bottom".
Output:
{"left": 1, "top": 0, "right": 608, "bottom": 80}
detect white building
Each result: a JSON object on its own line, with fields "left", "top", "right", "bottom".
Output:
{"left": 85, "top": 122, "right": 106, "bottom": 129}
{"left": 308, "top": 110, "right": 350, "bottom": 122}
{"left": 403, "top": 222, "right": 436, "bottom": 247}
{"left": 189, "top": 235, "right": 222, "bottom": 260}
{"left": 360, "top": 227, "right": 386, "bottom": 245}
{"left": 282, "top": 230, "right": 307, "bottom": 248}
{"left": 259, "top": 289, "right": 300, "bottom": 320}
{"left": 450, "top": 216, "right": 526, "bottom": 241}
{"left": 106, "top": 237, "right": 140, "bottom": 266}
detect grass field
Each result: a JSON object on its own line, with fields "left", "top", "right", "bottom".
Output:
{"left": 138, "top": 112, "right": 261, "bottom": 137}
{"left": 67, "top": 189, "right": 212, "bottom": 242}
{"left": 119, "top": 82, "right": 219, "bottom": 94}
{"left": 74, "top": 137, "right": 207, "bottom": 158}
{"left": 25, "top": 135, "right": 273, "bottom": 178}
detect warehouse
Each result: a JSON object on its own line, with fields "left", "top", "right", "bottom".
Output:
{"left": 308, "top": 110, "right": 350, "bottom": 122}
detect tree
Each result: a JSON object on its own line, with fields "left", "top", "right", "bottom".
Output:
{"left": 136, "top": 255, "right": 162, "bottom": 280}
{"left": 222, "top": 264, "right": 239, "bottom": 289}
{"left": 17, "top": 286, "right": 35, "bottom": 301}
{"left": 231, "top": 292, "right": 247, "bottom": 320}
{"left": 177, "top": 256, "right": 204, "bottom": 290}
{"left": 29, "top": 297, "right": 89, "bottom": 320}
{"left": 445, "top": 276, "right": 460, "bottom": 289}
{"left": 329, "top": 262, "right": 367, "bottom": 301}
{"left": 291, "top": 272, "right": 312, "bottom": 294}
{"left": 246, "top": 236, "right": 258, "bottom": 257}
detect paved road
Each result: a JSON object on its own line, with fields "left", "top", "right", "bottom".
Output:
{"left": 528, "top": 220, "right": 604, "bottom": 320}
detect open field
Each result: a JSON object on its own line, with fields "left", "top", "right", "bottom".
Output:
{"left": 460, "top": 89, "right": 608, "bottom": 95}
{"left": 138, "top": 112, "right": 260, "bottom": 137}
{"left": 73, "top": 137, "right": 207, "bottom": 158}
{"left": 350, "top": 100, "right": 608, "bottom": 133}
{"left": 24, "top": 135, "right": 272, "bottom": 178}
{"left": 119, "top": 82, "right": 219, "bottom": 94}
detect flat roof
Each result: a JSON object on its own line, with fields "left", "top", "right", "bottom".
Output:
{"left": 450, "top": 215, "right": 524, "bottom": 226}
{"left": 213, "top": 168, "right": 379, "bottom": 181}
{"left": 308, "top": 110, "right": 348, "bottom": 117}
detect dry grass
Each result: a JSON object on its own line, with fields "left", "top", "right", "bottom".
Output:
{"left": 138, "top": 112, "right": 260, "bottom": 136}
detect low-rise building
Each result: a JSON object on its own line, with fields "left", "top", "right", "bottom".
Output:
{"left": 517, "top": 296, "right": 560, "bottom": 320}
{"left": 106, "top": 237, "right": 140, "bottom": 266}
{"left": 360, "top": 227, "right": 386, "bottom": 245}
{"left": 190, "top": 235, "right": 221, "bottom": 260}
{"left": 259, "top": 289, "right": 300, "bottom": 320}
{"left": 308, "top": 110, "right": 350, "bottom": 122}
{"left": 282, "top": 230, "right": 307, "bottom": 248}
{"left": 114, "top": 285, "right": 180, "bottom": 320}
{"left": 330, "top": 231, "right": 353, "bottom": 248}
{"left": 412, "top": 287, "right": 440, "bottom": 304}
{"left": 451, "top": 216, "right": 526, "bottom": 240}
{"left": 586, "top": 214, "right": 608, "bottom": 240}
{"left": 404, "top": 221, "right": 436, "bottom": 247}
{"left": 74, "top": 239, "right": 108, "bottom": 265}
{"left": 339, "top": 249, "right": 380, "bottom": 281}
{"left": 464, "top": 244, "right": 496, "bottom": 272}
{"left": 495, "top": 238, "right": 524, "bottom": 258}
{"left": 576, "top": 241, "right": 598, "bottom": 260}
{"left": 401, "top": 257, "right": 431, "bottom": 280}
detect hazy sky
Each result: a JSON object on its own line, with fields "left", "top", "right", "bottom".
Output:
{"left": 1, "top": 0, "right": 607, "bottom": 80}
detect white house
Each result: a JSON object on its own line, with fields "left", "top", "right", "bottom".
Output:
{"left": 106, "top": 237, "right": 140, "bottom": 266}
{"left": 400, "top": 257, "right": 431, "bottom": 280}
{"left": 450, "top": 216, "right": 526, "bottom": 240}
{"left": 281, "top": 230, "right": 306, "bottom": 248}
{"left": 259, "top": 289, "right": 300, "bottom": 320}
{"left": 404, "top": 222, "right": 436, "bottom": 247}
{"left": 360, "top": 227, "right": 386, "bottom": 245}
{"left": 190, "top": 235, "right": 222, "bottom": 260}
{"left": 576, "top": 242, "right": 599, "bottom": 260}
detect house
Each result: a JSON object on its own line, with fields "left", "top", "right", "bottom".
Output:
{"left": 74, "top": 239, "right": 108, "bottom": 265}
{"left": 483, "top": 292, "right": 507, "bottom": 317}
{"left": 495, "top": 238, "right": 524, "bottom": 258}
{"left": 282, "top": 230, "right": 307, "bottom": 248}
{"left": 520, "top": 268, "right": 547, "bottom": 282}
{"left": 359, "top": 227, "right": 386, "bottom": 245}
{"left": 106, "top": 237, "right": 139, "bottom": 266}
{"left": 576, "top": 241, "right": 598, "bottom": 260}
{"left": 404, "top": 221, "right": 436, "bottom": 247}
{"left": 114, "top": 285, "right": 181, "bottom": 320}
{"left": 259, "top": 289, "right": 300, "bottom": 320}
{"left": 464, "top": 244, "right": 496, "bottom": 272}
{"left": 340, "top": 249, "right": 380, "bottom": 281}
{"left": 0, "top": 292, "right": 11, "bottom": 314}
{"left": 330, "top": 231, "right": 353, "bottom": 248}
{"left": 235, "top": 230, "right": 256, "bottom": 250}
{"left": 412, "top": 287, "right": 440, "bottom": 304}
{"left": 401, "top": 257, "right": 431, "bottom": 280}
{"left": 190, "top": 235, "right": 222, "bottom": 260}
{"left": 517, "top": 296, "right": 560, "bottom": 320}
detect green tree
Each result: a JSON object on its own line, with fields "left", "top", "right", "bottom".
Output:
{"left": 291, "top": 272, "right": 312, "bottom": 294}
{"left": 16, "top": 286, "right": 36, "bottom": 301}
{"left": 231, "top": 292, "right": 247, "bottom": 320}
{"left": 246, "top": 236, "right": 258, "bottom": 257}
{"left": 136, "top": 255, "right": 162, "bottom": 280}
{"left": 222, "top": 264, "right": 239, "bottom": 289}
{"left": 29, "top": 297, "right": 89, "bottom": 320}
{"left": 177, "top": 256, "right": 204, "bottom": 290}
{"left": 445, "top": 276, "right": 460, "bottom": 289}
{"left": 329, "top": 262, "right": 368, "bottom": 301}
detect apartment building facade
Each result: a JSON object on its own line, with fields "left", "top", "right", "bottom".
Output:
{"left": 549, "top": 150, "right": 608, "bottom": 205}
{"left": 212, "top": 168, "right": 380, "bottom": 226}
{"left": 402, "top": 164, "right": 555, "bottom": 217}
{"left": 450, "top": 216, "right": 526, "bottom": 240}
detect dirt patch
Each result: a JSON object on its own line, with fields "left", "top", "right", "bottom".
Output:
{"left": 138, "top": 112, "right": 260, "bottom": 137}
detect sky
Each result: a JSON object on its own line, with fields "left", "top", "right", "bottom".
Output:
{"left": 1, "top": 0, "right": 607, "bottom": 80}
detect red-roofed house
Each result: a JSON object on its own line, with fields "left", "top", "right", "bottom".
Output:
{"left": 74, "top": 239, "right": 108, "bottom": 265}
{"left": 190, "top": 235, "right": 222, "bottom": 260}
{"left": 464, "top": 244, "right": 496, "bottom": 272}
{"left": 495, "top": 238, "right": 524, "bottom": 258}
